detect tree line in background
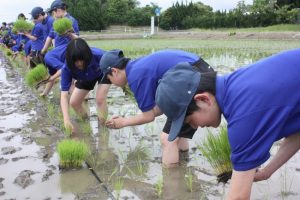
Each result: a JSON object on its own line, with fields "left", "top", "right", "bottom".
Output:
{"left": 64, "top": 0, "right": 300, "bottom": 30}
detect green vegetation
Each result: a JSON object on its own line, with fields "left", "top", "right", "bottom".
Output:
{"left": 65, "top": 0, "right": 298, "bottom": 30}
{"left": 113, "top": 177, "right": 124, "bottom": 200}
{"left": 57, "top": 139, "right": 90, "bottom": 169}
{"left": 25, "top": 64, "right": 48, "bottom": 87}
{"left": 53, "top": 18, "right": 73, "bottom": 35}
{"left": 6, "top": 49, "right": 13, "bottom": 56}
{"left": 12, "top": 19, "right": 34, "bottom": 33}
{"left": 125, "top": 145, "right": 150, "bottom": 178}
{"left": 154, "top": 176, "right": 163, "bottom": 198}
{"left": 185, "top": 169, "right": 194, "bottom": 192}
{"left": 198, "top": 126, "right": 232, "bottom": 183}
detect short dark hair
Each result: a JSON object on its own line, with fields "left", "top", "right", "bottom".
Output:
{"left": 186, "top": 71, "right": 217, "bottom": 116}
{"left": 66, "top": 38, "right": 92, "bottom": 72}
{"left": 18, "top": 13, "right": 27, "bottom": 20}
{"left": 105, "top": 58, "right": 130, "bottom": 76}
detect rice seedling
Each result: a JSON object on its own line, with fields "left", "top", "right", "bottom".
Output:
{"left": 154, "top": 176, "right": 163, "bottom": 198}
{"left": 64, "top": 123, "right": 72, "bottom": 137}
{"left": 6, "top": 50, "right": 13, "bottom": 56}
{"left": 53, "top": 18, "right": 73, "bottom": 35}
{"left": 97, "top": 110, "right": 108, "bottom": 123}
{"left": 79, "top": 120, "right": 92, "bottom": 135}
{"left": 25, "top": 64, "right": 48, "bottom": 87}
{"left": 125, "top": 144, "right": 150, "bottom": 178}
{"left": 47, "top": 103, "right": 56, "bottom": 119}
{"left": 280, "top": 166, "right": 294, "bottom": 199}
{"left": 197, "top": 126, "right": 232, "bottom": 183}
{"left": 57, "top": 139, "right": 90, "bottom": 169}
{"left": 113, "top": 177, "right": 124, "bottom": 200}
{"left": 12, "top": 19, "right": 34, "bottom": 33}
{"left": 185, "top": 168, "right": 194, "bottom": 192}
{"left": 122, "top": 85, "right": 136, "bottom": 104}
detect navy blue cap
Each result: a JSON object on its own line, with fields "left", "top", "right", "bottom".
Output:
{"left": 30, "top": 7, "right": 43, "bottom": 19}
{"left": 49, "top": 0, "right": 66, "bottom": 12}
{"left": 155, "top": 63, "right": 201, "bottom": 141}
{"left": 99, "top": 49, "right": 125, "bottom": 83}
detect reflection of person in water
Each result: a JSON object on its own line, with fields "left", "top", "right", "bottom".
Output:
{"left": 155, "top": 49, "right": 300, "bottom": 199}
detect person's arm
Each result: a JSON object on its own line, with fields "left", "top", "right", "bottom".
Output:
{"left": 106, "top": 105, "right": 162, "bottom": 129}
{"left": 226, "top": 169, "right": 255, "bottom": 200}
{"left": 254, "top": 132, "right": 300, "bottom": 182}
{"left": 41, "top": 36, "right": 52, "bottom": 54}
{"left": 67, "top": 31, "right": 78, "bottom": 40}
{"left": 96, "top": 84, "right": 110, "bottom": 124}
{"left": 49, "top": 69, "right": 62, "bottom": 81}
{"left": 60, "top": 91, "right": 73, "bottom": 131}
{"left": 23, "top": 32, "right": 37, "bottom": 41}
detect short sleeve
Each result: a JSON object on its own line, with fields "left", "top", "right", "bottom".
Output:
{"left": 129, "top": 77, "right": 157, "bottom": 112}
{"left": 228, "top": 107, "right": 290, "bottom": 171}
{"left": 60, "top": 64, "right": 72, "bottom": 91}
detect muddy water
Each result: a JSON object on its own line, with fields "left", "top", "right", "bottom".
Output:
{"left": 0, "top": 53, "right": 110, "bottom": 199}
{"left": 0, "top": 50, "right": 300, "bottom": 200}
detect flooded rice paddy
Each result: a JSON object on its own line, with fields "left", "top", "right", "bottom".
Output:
{"left": 0, "top": 39, "right": 300, "bottom": 199}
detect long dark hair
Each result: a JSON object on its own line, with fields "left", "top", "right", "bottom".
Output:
{"left": 65, "top": 38, "right": 92, "bottom": 72}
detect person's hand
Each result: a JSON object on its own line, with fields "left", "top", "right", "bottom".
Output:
{"left": 41, "top": 49, "right": 46, "bottom": 55}
{"left": 64, "top": 120, "right": 74, "bottom": 134}
{"left": 253, "top": 168, "right": 270, "bottom": 182}
{"left": 105, "top": 116, "right": 125, "bottom": 129}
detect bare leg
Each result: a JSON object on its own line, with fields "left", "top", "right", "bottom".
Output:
{"left": 254, "top": 132, "right": 300, "bottom": 182}
{"left": 95, "top": 84, "right": 110, "bottom": 124}
{"left": 178, "top": 138, "right": 189, "bottom": 152}
{"left": 69, "top": 88, "right": 90, "bottom": 118}
{"left": 160, "top": 132, "right": 180, "bottom": 167}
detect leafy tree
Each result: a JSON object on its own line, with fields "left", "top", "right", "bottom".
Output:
{"left": 65, "top": 0, "right": 106, "bottom": 30}
{"left": 277, "top": 0, "right": 300, "bottom": 8}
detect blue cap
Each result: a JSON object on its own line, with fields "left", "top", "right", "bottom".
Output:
{"left": 155, "top": 63, "right": 201, "bottom": 141}
{"left": 30, "top": 7, "right": 43, "bottom": 19}
{"left": 49, "top": 0, "right": 66, "bottom": 12}
{"left": 99, "top": 49, "right": 125, "bottom": 83}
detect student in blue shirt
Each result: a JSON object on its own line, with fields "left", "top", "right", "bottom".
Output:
{"left": 11, "top": 14, "right": 29, "bottom": 55}
{"left": 99, "top": 49, "right": 213, "bottom": 166}
{"left": 40, "top": 0, "right": 79, "bottom": 96}
{"left": 29, "top": 7, "right": 54, "bottom": 42}
{"left": 23, "top": 7, "right": 46, "bottom": 67}
{"left": 155, "top": 48, "right": 300, "bottom": 199}
{"left": 60, "top": 38, "right": 110, "bottom": 132}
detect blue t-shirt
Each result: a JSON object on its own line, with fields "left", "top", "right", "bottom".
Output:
{"left": 60, "top": 48, "right": 105, "bottom": 91}
{"left": 31, "top": 22, "right": 44, "bottom": 51}
{"left": 216, "top": 48, "right": 300, "bottom": 171}
{"left": 42, "top": 15, "right": 54, "bottom": 41}
{"left": 126, "top": 49, "right": 199, "bottom": 112}
{"left": 49, "top": 13, "right": 79, "bottom": 47}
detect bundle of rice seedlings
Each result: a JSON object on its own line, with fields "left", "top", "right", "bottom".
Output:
{"left": 25, "top": 64, "right": 48, "bottom": 87}
{"left": 0, "top": 30, "right": 8, "bottom": 36}
{"left": 198, "top": 126, "right": 232, "bottom": 183}
{"left": 12, "top": 19, "right": 34, "bottom": 33}
{"left": 53, "top": 18, "right": 73, "bottom": 35}
{"left": 57, "top": 139, "right": 90, "bottom": 169}
{"left": 6, "top": 49, "right": 13, "bottom": 56}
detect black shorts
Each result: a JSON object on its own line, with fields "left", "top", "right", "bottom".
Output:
{"left": 162, "top": 118, "right": 197, "bottom": 139}
{"left": 75, "top": 75, "right": 111, "bottom": 91}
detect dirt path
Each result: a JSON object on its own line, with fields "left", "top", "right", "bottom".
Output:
{"left": 82, "top": 31, "right": 300, "bottom": 40}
